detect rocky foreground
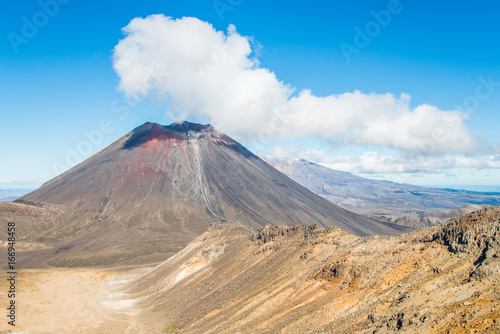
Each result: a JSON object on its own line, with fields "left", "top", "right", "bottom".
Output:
{"left": 1, "top": 207, "right": 498, "bottom": 333}
{"left": 123, "top": 206, "right": 500, "bottom": 333}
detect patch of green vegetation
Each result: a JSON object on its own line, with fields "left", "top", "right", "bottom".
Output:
{"left": 163, "top": 325, "right": 176, "bottom": 333}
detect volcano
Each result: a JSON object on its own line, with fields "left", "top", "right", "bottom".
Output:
{"left": 11, "top": 122, "right": 408, "bottom": 266}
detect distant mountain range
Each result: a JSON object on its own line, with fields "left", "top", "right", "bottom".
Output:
{"left": 266, "top": 158, "right": 500, "bottom": 217}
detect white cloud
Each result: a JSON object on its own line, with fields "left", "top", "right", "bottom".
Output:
{"left": 113, "top": 15, "right": 480, "bottom": 155}
{"left": 269, "top": 145, "right": 500, "bottom": 174}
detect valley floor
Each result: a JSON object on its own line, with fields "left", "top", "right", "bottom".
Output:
{"left": 0, "top": 267, "right": 154, "bottom": 333}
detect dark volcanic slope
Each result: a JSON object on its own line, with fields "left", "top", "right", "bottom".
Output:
{"left": 267, "top": 158, "right": 500, "bottom": 217}
{"left": 15, "top": 122, "right": 407, "bottom": 266}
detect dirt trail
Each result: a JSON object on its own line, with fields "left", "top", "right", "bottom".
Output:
{"left": 0, "top": 267, "right": 154, "bottom": 333}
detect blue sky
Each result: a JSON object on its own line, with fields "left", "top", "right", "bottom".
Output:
{"left": 1, "top": 0, "right": 500, "bottom": 190}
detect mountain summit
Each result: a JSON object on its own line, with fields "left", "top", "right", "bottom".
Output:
{"left": 15, "top": 121, "right": 408, "bottom": 266}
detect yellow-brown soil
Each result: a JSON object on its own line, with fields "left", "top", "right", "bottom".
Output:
{"left": 0, "top": 267, "right": 154, "bottom": 333}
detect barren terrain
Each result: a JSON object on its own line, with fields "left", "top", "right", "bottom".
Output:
{"left": 120, "top": 207, "right": 500, "bottom": 333}
{"left": 1, "top": 207, "right": 499, "bottom": 333}
{"left": 0, "top": 266, "right": 154, "bottom": 333}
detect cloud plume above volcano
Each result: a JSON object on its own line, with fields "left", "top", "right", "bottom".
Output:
{"left": 113, "top": 15, "right": 479, "bottom": 155}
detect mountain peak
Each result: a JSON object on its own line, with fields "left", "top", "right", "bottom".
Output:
{"left": 123, "top": 121, "right": 213, "bottom": 149}
{"left": 166, "top": 121, "right": 213, "bottom": 133}
{"left": 17, "top": 120, "right": 408, "bottom": 266}
{"left": 137, "top": 121, "right": 213, "bottom": 133}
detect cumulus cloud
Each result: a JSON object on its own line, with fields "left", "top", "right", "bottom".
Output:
{"left": 113, "top": 15, "right": 480, "bottom": 154}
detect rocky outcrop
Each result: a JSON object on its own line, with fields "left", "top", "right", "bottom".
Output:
{"left": 249, "top": 224, "right": 322, "bottom": 244}
{"left": 424, "top": 206, "right": 500, "bottom": 257}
